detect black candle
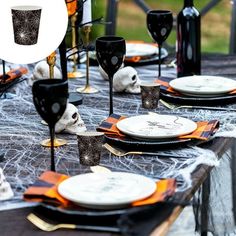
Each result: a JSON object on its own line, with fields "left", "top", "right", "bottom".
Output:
{"left": 59, "top": 37, "right": 68, "bottom": 81}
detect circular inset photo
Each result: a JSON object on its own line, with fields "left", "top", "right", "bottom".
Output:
{"left": 0, "top": 0, "right": 68, "bottom": 64}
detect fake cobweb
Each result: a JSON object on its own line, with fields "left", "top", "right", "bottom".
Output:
{"left": 0, "top": 62, "right": 235, "bottom": 235}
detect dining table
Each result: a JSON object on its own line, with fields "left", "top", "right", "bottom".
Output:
{"left": 1, "top": 52, "right": 236, "bottom": 236}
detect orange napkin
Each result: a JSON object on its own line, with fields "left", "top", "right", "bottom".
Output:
{"left": 97, "top": 114, "right": 127, "bottom": 137}
{"left": 132, "top": 179, "right": 176, "bottom": 207}
{"left": 179, "top": 120, "right": 219, "bottom": 140}
{"left": 23, "top": 171, "right": 176, "bottom": 208}
{"left": 155, "top": 77, "right": 179, "bottom": 95}
{"left": 97, "top": 114, "right": 219, "bottom": 141}
{"left": 24, "top": 171, "right": 70, "bottom": 207}
{"left": 0, "top": 67, "right": 28, "bottom": 84}
{"left": 229, "top": 90, "right": 236, "bottom": 94}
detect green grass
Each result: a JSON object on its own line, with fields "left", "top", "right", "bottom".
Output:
{"left": 92, "top": 0, "right": 231, "bottom": 53}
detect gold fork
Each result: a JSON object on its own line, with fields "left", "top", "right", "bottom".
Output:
{"left": 103, "top": 143, "right": 143, "bottom": 156}
{"left": 160, "top": 99, "right": 192, "bottom": 110}
{"left": 160, "top": 99, "right": 236, "bottom": 112}
{"left": 103, "top": 143, "right": 188, "bottom": 158}
{"left": 27, "top": 213, "right": 119, "bottom": 232}
{"left": 27, "top": 213, "right": 76, "bottom": 231}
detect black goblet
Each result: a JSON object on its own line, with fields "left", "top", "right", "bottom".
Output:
{"left": 147, "top": 10, "right": 173, "bottom": 78}
{"left": 32, "top": 79, "right": 68, "bottom": 171}
{"left": 96, "top": 36, "right": 126, "bottom": 115}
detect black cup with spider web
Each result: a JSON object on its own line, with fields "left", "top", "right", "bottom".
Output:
{"left": 11, "top": 5, "right": 42, "bottom": 46}
{"left": 77, "top": 132, "right": 104, "bottom": 166}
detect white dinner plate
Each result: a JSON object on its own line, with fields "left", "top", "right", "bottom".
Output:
{"left": 169, "top": 75, "right": 236, "bottom": 96}
{"left": 58, "top": 172, "right": 156, "bottom": 209}
{"left": 116, "top": 114, "right": 197, "bottom": 140}
{"left": 125, "top": 43, "right": 158, "bottom": 58}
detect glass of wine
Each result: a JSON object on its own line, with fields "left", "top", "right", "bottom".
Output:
{"left": 96, "top": 36, "right": 126, "bottom": 115}
{"left": 147, "top": 10, "right": 173, "bottom": 78}
{"left": 32, "top": 79, "right": 68, "bottom": 171}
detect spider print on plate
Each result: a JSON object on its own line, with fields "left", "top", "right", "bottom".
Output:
{"left": 135, "top": 117, "right": 184, "bottom": 136}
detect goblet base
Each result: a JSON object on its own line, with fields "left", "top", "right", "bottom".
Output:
{"left": 76, "top": 85, "right": 99, "bottom": 94}
{"left": 69, "top": 92, "right": 83, "bottom": 106}
{"left": 68, "top": 71, "right": 85, "bottom": 79}
{"left": 41, "top": 138, "right": 67, "bottom": 147}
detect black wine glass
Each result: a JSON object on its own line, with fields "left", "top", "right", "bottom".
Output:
{"left": 147, "top": 10, "right": 173, "bottom": 78}
{"left": 32, "top": 79, "right": 68, "bottom": 171}
{"left": 96, "top": 36, "right": 126, "bottom": 115}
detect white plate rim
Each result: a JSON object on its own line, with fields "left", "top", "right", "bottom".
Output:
{"left": 58, "top": 172, "right": 156, "bottom": 209}
{"left": 125, "top": 42, "right": 158, "bottom": 58}
{"left": 116, "top": 114, "right": 197, "bottom": 139}
{"left": 169, "top": 75, "right": 236, "bottom": 95}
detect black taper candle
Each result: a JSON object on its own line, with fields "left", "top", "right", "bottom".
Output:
{"left": 2, "top": 60, "right": 6, "bottom": 83}
{"left": 59, "top": 37, "right": 68, "bottom": 81}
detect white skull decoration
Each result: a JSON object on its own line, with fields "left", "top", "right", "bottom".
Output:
{"left": 113, "top": 66, "right": 141, "bottom": 94}
{"left": 55, "top": 103, "right": 87, "bottom": 134}
{"left": 29, "top": 60, "right": 62, "bottom": 85}
{"left": 0, "top": 168, "right": 14, "bottom": 201}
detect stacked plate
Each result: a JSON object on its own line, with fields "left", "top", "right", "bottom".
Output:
{"left": 125, "top": 42, "right": 168, "bottom": 64}
{"left": 169, "top": 75, "right": 236, "bottom": 97}
{"left": 116, "top": 114, "right": 197, "bottom": 141}
{"left": 58, "top": 172, "right": 156, "bottom": 210}
{"left": 104, "top": 114, "right": 197, "bottom": 150}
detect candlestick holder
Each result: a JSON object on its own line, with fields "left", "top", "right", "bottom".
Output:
{"left": 76, "top": 26, "right": 99, "bottom": 94}
{"left": 40, "top": 52, "right": 67, "bottom": 148}
{"left": 68, "top": 12, "right": 85, "bottom": 79}
{"left": 40, "top": 138, "right": 67, "bottom": 148}
{"left": 46, "top": 51, "right": 57, "bottom": 79}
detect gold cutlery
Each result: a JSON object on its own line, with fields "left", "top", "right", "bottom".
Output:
{"left": 160, "top": 99, "right": 236, "bottom": 112}
{"left": 27, "top": 213, "right": 76, "bottom": 231}
{"left": 103, "top": 143, "right": 189, "bottom": 158}
{"left": 27, "top": 213, "right": 119, "bottom": 232}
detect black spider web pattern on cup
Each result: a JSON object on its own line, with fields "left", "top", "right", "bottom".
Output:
{"left": 12, "top": 8, "right": 42, "bottom": 45}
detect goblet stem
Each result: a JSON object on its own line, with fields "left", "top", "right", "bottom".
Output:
{"left": 84, "top": 26, "right": 91, "bottom": 88}
{"left": 76, "top": 26, "right": 98, "bottom": 93}
{"left": 158, "top": 44, "right": 162, "bottom": 78}
{"left": 2, "top": 60, "right": 6, "bottom": 83}
{"left": 71, "top": 13, "right": 77, "bottom": 73}
{"left": 49, "top": 125, "right": 55, "bottom": 172}
{"left": 109, "top": 75, "right": 113, "bottom": 115}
